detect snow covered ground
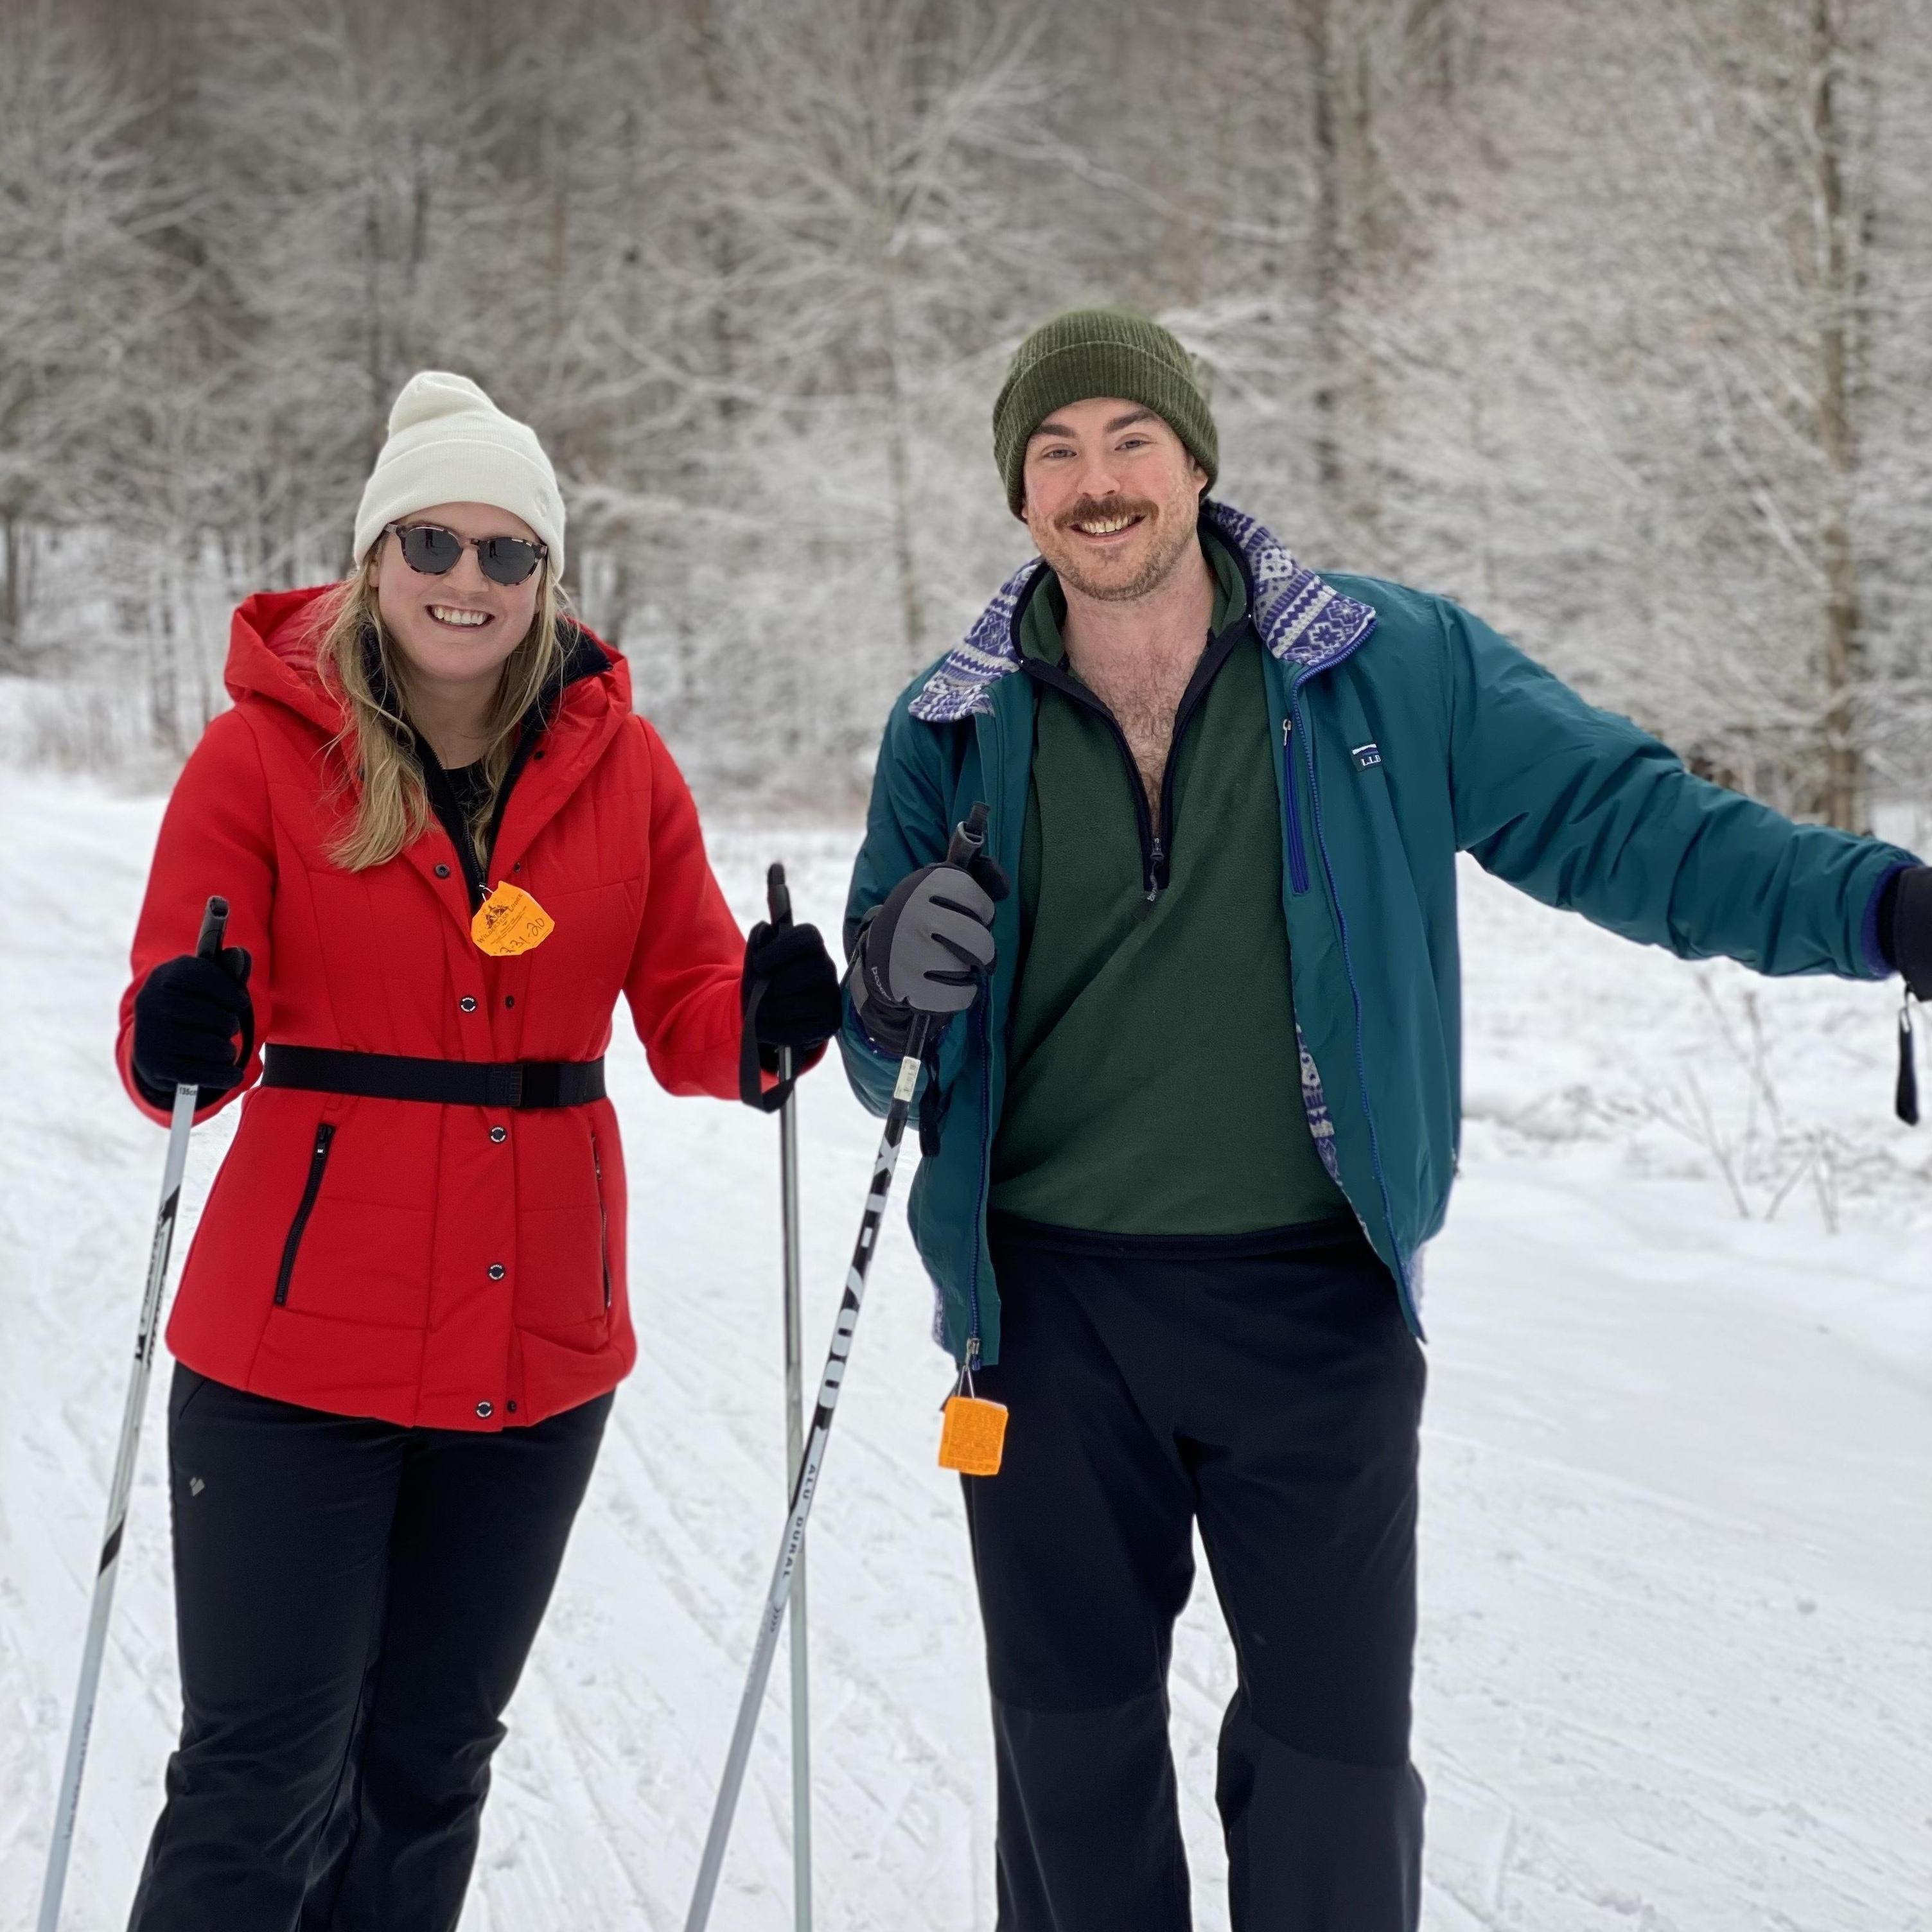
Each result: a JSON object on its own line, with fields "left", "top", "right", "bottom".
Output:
{"left": 1, "top": 768, "right": 1927, "bottom": 1932}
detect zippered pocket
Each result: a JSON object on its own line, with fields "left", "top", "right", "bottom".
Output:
{"left": 273, "top": 1122, "right": 337, "bottom": 1306}
{"left": 1283, "top": 716, "right": 1312, "bottom": 895}
{"left": 590, "top": 1128, "right": 612, "bottom": 1311}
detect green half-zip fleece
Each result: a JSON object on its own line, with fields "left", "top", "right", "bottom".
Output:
{"left": 989, "top": 531, "right": 1350, "bottom": 1234}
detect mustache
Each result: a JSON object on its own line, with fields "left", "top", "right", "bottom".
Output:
{"left": 1055, "top": 495, "right": 1159, "bottom": 532}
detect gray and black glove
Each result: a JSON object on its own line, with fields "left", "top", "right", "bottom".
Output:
{"left": 851, "top": 857, "right": 1006, "bottom": 1055}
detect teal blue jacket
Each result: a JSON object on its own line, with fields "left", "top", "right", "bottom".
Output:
{"left": 839, "top": 502, "right": 1914, "bottom": 1364}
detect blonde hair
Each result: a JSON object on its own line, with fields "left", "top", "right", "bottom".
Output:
{"left": 318, "top": 552, "right": 571, "bottom": 872}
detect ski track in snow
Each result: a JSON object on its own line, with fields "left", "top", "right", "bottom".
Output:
{"left": 1, "top": 769, "right": 1927, "bottom": 1931}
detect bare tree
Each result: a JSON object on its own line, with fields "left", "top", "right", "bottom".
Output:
{"left": 3, "top": 0, "right": 1929, "bottom": 810}
{"left": 1658, "top": 0, "right": 1884, "bottom": 827}
{"left": 0, "top": 2, "right": 181, "bottom": 669}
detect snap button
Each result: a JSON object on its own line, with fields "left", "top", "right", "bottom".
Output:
{"left": 487, "top": 1262, "right": 505, "bottom": 1280}
{"left": 476, "top": 1400, "right": 493, "bottom": 1419}
{"left": 459, "top": 996, "right": 478, "bottom": 1013}
{"left": 504, "top": 995, "right": 515, "bottom": 1008}
{"left": 489, "top": 1126, "right": 507, "bottom": 1143}
{"left": 435, "top": 863, "right": 450, "bottom": 879}
{"left": 507, "top": 1400, "right": 518, "bottom": 1414}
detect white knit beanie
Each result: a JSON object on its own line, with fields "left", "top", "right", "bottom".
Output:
{"left": 353, "top": 371, "right": 566, "bottom": 575}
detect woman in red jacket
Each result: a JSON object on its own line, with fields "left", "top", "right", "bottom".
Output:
{"left": 116, "top": 371, "right": 838, "bottom": 1929}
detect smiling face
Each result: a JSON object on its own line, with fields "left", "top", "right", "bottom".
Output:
{"left": 1018, "top": 397, "right": 1209, "bottom": 603}
{"left": 371, "top": 500, "right": 544, "bottom": 707}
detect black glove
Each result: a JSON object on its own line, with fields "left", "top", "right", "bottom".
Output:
{"left": 132, "top": 947, "right": 254, "bottom": 1107}
{"left": 1884, "top": 866, "right": 1932, "bottom": 1001}
{"left": 742, "top": 920, "right": 841, "bottom": 1052}
{"left": 852, "top": 855, "right": 1006, "bottom": 1055}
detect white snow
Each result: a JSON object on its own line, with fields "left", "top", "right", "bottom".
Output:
{"left": 1, "top": 769, "right": 1927, "bottom": 1931}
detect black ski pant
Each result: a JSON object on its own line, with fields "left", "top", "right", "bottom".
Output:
{"left": 127, "top": 1366, "right": 611, "bottom": 1932}
{"left": 966, "top": 1217, "right": 1427, "bottom": 1932}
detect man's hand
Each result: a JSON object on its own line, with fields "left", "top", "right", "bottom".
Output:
{"left": 1887, "top": 866, "right": 1932, "bottom": 1001}
{"left": 852, "top": 857, "right": 1006, "bottom": 1053}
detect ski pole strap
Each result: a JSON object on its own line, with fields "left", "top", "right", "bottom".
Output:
{"left": 917, "top": 1028, "right": 949, "bottom": 1157}
{"left": 1899, "top": 993, "right": 1920, "bottom": 1127}
{"left": 739, "top": 979, "right": 798, "bottom": 1113}
{"left": 263, "top": 1045, "right": 605, "bottom": 1109}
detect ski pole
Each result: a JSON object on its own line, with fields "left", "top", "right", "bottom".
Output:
{"left": 684, "top": 805, "right": 989, "bottom": 1932}
{"left": 37, "top": 894, "right": 231, "bottom": 1932}
{"left": 765, "top": 861, "right": 814, "bottom": 1932}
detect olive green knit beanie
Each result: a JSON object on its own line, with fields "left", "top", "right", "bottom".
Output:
{"left": 992, "top": 308, "right": 1218, "bottom": 514}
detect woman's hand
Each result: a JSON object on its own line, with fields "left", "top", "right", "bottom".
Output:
{"left": 742, "top": 922, "right": 841, "bottom": 1053}
{"left": 132, "top": 949, "right": 254, "bottom": 1101}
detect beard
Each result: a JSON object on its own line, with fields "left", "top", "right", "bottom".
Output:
{"left": 1037, "top": 492, "right": 1202, "bottom": 604}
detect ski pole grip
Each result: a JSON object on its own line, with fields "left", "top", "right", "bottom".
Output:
{"left": 946, "top": 802, "right": 990, "bottom": 868}
{"left": 741, "top": 865, "right": 798, "bottom": 1112}
{"left": 195, "top": 896, "right": 230, "bottom": 962}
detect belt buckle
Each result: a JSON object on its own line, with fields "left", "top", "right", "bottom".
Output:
{"left": 484, "top": 1064, "right": 525, "bottom": 1109}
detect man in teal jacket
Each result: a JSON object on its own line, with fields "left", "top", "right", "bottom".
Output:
{"left": 839, "top": 308, "right": 1929, "bottom": 1932}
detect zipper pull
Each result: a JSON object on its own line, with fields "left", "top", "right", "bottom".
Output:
{"left": 1146, "top": 836, "right": 1166, "bottom": 902}
{"left": 1899, "top": 992, "right": 1920, "bottom": 1127}
{"left": 1283, "top": 716, "right": 1292, "bottom": 744}
{"left": 940, "top": 1335, "right": 983, "bottom": 1405}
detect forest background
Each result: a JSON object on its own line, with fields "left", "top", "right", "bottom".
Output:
{"left": 3, "top": 0, "right": 1929, "bottom": 834}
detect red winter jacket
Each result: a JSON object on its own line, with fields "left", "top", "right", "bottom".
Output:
{"left": 119, "top": 584, "right": 751, "bottom": 1430}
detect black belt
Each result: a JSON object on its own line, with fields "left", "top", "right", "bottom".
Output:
{"left": 263, "top": 1045, "right": 606, "bottom": 1110}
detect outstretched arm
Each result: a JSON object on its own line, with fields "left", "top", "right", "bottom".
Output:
{"left": 1442, "top": 600, "right": 1918, "bottom": 980}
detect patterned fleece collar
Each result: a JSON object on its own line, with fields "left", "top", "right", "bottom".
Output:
{"left": 908, "top": 498, "right": 1379, "bottom": 724}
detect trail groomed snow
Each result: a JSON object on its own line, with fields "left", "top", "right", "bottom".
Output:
{"left": 1, "top": 772, "right": 1926, "bottom": 1930}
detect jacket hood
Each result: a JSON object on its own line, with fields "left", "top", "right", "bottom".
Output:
{"left": 224, "top": 583, "right": 628, "bottom": 735}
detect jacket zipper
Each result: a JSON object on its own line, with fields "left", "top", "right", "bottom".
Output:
{"left": 1282, "top": 716, "right": 1311, "bottom": 895}
{"left": 590, "top": 1128, "right": 612, "bottom": 1311}
{"left": 1026, "top": 663, "right": 1161, "bottom": 895}
{"left": 421, "top": 726, "right": 542, "bottom": 913}
{"left": 273, "top": 1122, "right": 337, "bottom": 1306}
{"left": 963, "top": 691, "right": 1013, "bottom": 1374}
{"left": 1022, "top": 623, "right": 1241, "bottom": 904}
{"left": 963, "top": 997, "right": 992, "bottom": 1371}
{"left": 1290, "top": 674, "right": 1422, "bottom": 1339}
{"left": 1147, "top": 630, "right": 1244, "bottom": 898}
